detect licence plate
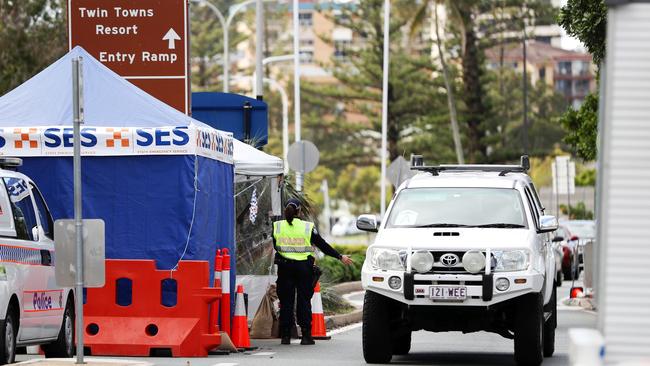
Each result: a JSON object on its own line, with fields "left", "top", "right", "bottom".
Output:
{"left": 430, "top": 286, "right": 467, "bottom": 301}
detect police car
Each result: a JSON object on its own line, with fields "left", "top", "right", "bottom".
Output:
{"left": 0, "top": 158, "right": 74, "bottom": 364}
{"left": 357, "top": 156, "right": 558, "bottom": 366}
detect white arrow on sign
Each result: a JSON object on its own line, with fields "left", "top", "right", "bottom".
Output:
{"left": 162, "top": 28, "right": 181, "bottom": 50}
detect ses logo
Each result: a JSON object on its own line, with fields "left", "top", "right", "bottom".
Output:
{"left": 40, "top": 127, "right": 190, "bottom": 149}
{"left": 197, "top": 130, "right": 233, "bottom": 156}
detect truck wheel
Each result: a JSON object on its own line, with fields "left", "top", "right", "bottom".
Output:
{"left": 0, "top": 305, "right": 17, "bottom": 365}
{"left": 392, "top": 331, "right": 411, "bottom": 355}
{"left": 543, "top": 284, "right": 557, "bottom": 357}
{"left": 514, "top": 293, "right": 543, "bottom": 366}
{"left": 43, "top": 299, "right": 75, "bottom": 358}
{"left": 362, "top": 291, "right": 392, "bottom": 363}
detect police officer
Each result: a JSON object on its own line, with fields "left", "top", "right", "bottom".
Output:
{"left": 273, "top": 198, "right": 353, "bottom": 345}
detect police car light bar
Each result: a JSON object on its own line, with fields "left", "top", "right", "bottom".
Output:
{"left": 0, "top": 157, "right": 23, "bottom": 170}
{"left": 410, "top": 155, "right": 530, "bottom": 176}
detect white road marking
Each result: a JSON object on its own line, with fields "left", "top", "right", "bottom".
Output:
{"left": 252, "top": 352, "right": 276, "bottom": 356}
{"left": 212, "top": 363, "right": 238, "bottom": 366}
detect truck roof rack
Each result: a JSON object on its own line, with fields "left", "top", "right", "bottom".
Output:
{"left": 410, "top": 155, "right": 530, "bottom": 176}
{"left": 0, "top": 157, "right": 23, "bottom": 170}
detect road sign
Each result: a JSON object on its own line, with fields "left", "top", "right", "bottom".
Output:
{"left": 54, "top": 219, "right": 106, "bottom": 288}
{"left": 552, "top": 156, "right": 576, "bottom": 195}
{"left": 287, "top": 140, "right": 320, "bottom": 173}
{"left": 68, "top": 0, "right": 190, "bottom": 113}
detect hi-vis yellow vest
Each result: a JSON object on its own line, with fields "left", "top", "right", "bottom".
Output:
{"left": 273, "top": 219, "right": 314, "bottom": 261}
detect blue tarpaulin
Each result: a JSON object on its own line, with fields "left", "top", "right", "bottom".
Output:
{"left": 192, "top": 92, "right": 268, "bottom": 147}
{"left": 19, "top": 156, "right": 233, "bottom": 272}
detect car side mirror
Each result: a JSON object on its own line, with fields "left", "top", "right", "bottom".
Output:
{"left": 552, "top": 236, "right": 564, "bottom": 243}
{"left": 539, "top": 215, "right": 559, "bottom": 233}
{"left": 357, "top": 214, "right": 379, "bottom": 233}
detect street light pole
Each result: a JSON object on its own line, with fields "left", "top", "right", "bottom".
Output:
{"left": 255, "top": 0, "right": 264, "bottom": 100}
{"left": 192, "top": 0, "right": 274, "bottom": 93}
{"left": 262, "top": 54, "right": 294, "bottom": 174}
{"left": 292, "top": 0, "right": 302, "bottom": 191}
{"left": 191, "top": 0, "right": 227, "bottom": 92}
{"left": 380, "top": 0, "right": 390, "bottom": 217}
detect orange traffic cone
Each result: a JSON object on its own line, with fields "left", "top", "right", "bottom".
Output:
{"left": 311, "top": 282, "right": 331, "bottom": 340}
{"left": 231, "top": 285, "right": 253, "bottom": 350}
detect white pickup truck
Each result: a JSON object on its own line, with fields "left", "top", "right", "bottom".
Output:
{"left": 0, "top": 158, "right": 74, "bottom": 364}
{"left": 358, "top": 156, "right": 558, "bottom": 366}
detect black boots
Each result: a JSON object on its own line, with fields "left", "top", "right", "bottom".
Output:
{"left": 280, "top": 328, "right": 291, "bottom": 345}
{"left": 281, "top": 327, "right": 315, "bottom": 345}
{"left": 300, "top": 327, "right": 315, "bottom": 345}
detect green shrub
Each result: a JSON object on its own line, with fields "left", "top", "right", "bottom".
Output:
{"left": 317, "top": 252, "right": 365, "bottom": 283}
{"left": 560, "top": 202, "right": 594, "bottom": 220}
{"left": 331, "top": 244, "right": 368, "bottom": 256}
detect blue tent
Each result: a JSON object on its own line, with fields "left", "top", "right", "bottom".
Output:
{"left": 0, "top": 47, "right": 235, "bottom": 282}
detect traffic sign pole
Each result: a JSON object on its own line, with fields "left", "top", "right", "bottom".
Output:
{"left": 72, "top": 57, "right": 85, "bottom": 365}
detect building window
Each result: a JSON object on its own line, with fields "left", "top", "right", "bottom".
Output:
{"left": 299, "top": 13, "right": 313, "bottom": 27}
{"left": 334, "top": 40, "right": 351, "bottom": 60}
{"left": 555, "top": 79, "right": 572, "bottom": 96}
{"left": 573, "top": 60, "right": 591, "bottom": 76}
{"left": 539, "top": 67, "right": 546, "bottom": 81}
{"left": 299, "top": 50, "right": 314, "bottom": 63}
{"left": 300, "top": 39, "right": 314, "bottom": 47}
{"left": 557, "top": 61, "right": 572, "bottom": 76}
{"left": 574, "top": 79, "right": 590, "bottom": 96}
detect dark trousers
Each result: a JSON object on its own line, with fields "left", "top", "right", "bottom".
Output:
{"left": 276, "top": 258, "right": 314, "bottom": 331}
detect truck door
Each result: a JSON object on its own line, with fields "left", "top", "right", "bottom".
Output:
{"left": 29, "top": 182, "right": 64, "bottom": 339}
{"left": 3, "top": 177, "right": 54, "bottom": 341}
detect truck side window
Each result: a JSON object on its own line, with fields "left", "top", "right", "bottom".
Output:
{"left": 30, "top": 184, "right": 53, "bottom": 240}
{"left": 3, "top": 178, "right": 38, "bottom": 241}
{"left": 528, "top": 183, "right": 545, "bottom": 214}
{"left": 523, "top": 187, "right": 540, "bottom": 229}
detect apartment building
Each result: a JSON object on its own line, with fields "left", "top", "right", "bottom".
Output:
{"left": 485, "top": 41, "right": 595, "bottom": 108}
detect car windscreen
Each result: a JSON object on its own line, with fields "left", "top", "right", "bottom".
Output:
{"left": 386, "top": 188, "right": 527, "bottom": 229}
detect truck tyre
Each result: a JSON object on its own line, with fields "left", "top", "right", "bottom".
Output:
{"left": 43, "top": 299, "right": 75, "bottom": 357}
{"left": 392, "top": 331, "right": 411, "bottom": 355}
{"left": 514, "top": 292, "right": 543, "bottom": 366}
{"left": 543, "top": 284, "right": 557, "bottom": 357}
{"left": 362, "top": 291, "right": 392, "bottom": 363}
{"left": 0, "top": 305, "right": 17, "bottom": 365}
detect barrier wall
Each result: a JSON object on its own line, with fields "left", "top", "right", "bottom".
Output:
{"left": 84, "top": 259, "right": 221, "bottom": 357}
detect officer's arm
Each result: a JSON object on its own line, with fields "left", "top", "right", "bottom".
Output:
{"left": 310, "top": 228, "right": 342, "bottom": 260}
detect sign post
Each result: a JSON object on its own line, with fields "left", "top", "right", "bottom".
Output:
{"left": 68, "top": 0, "right": 190, "bottom": 113}
{"left": 71, "top": 56, "right": 85, "bottom": 365}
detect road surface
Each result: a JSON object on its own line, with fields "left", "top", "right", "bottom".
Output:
{"left": 17, "top": 280, "right": 594, "bottom": 366}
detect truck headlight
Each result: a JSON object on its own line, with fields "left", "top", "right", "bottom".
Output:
{"left": 411, "top": 251, "right": 434, "bottom": 273}
{"left": 493, "top": 250, "right": 530, "bottom": 272}
{"left": 370, "top": 248, "right": 405, "bottom": 271}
